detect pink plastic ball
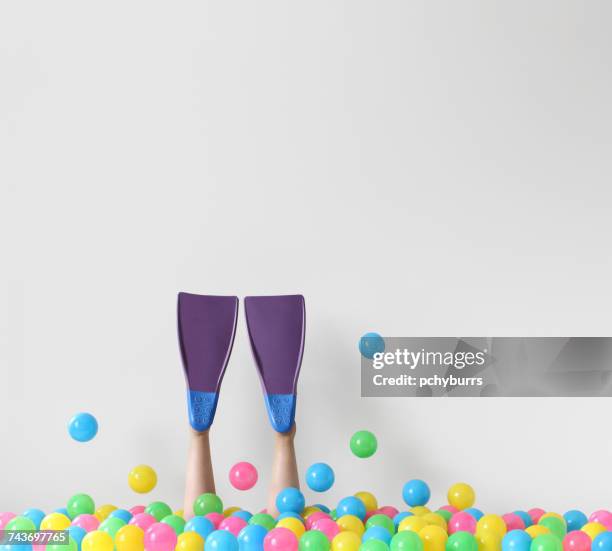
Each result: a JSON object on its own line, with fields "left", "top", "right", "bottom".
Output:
{"left": 503, "top": 513, "right": 526, "bottom": 531}
{"left": 71, "top": 514, "right": 100, "bottom": 532}
{"left": 379, "top": 506, "right": 399, "bottom": 518}
{"left": 229, "top": 462, "right": 259, "bottom": 491}
{"left": 129, "top": 512, "right": 157, "bottom": 531}
{"left": 129, "top": 505, "right": 146, "bottom": 515}
{"left": 206, "top": 512, "right": 225, "bottom": 528}
{"left": 32, "top": 545, "right": 46, "bottom": 551}
{"left": 563, "top": 530, "right": 593, "bottom": 551}
{"left": 441, "top": 505, "right": 460, "bottom": 514}
{"left": 264, "top": 527, "right": 298, "bottom": 551}
{"left": 219, "top": 516, "right": 248, "bottom": 536}
{"left": 312, "top": 518, "right": 340, "bottom": 541}
{"left": 0, "top": 513, "right": 16, "bottom": 530}
{"left": 305, "top": 512, "right": 330, "bottom": 530}
{"left": 589, "top": 510, "right": 612, "bottom": 530}
{"left": 365, "top": 511, "right": 377, "bottom": 522}
{"left": 144, "top": 522, "right": 178, "bottom": 551}
{"left": 449, "top": 512, "right": 477, "bottom": 534}
{"left": 528, "top": 508, "right": 546, "bottom": 524}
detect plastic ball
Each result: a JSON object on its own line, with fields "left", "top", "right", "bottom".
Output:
{"left": 300, "top": 529, "right": 332, "bottom": 551}
{"left": 394, "top": 513, "right": 414, "bottom": 528}
{"left": 526, "top": 527, "right": 550, "bottom": 539}
{"left": 307, "top": 512, "right": 331, "bottom": 530}
{"left": 350, "top": 431, "right": 378, "bottom": 459}
{"left": 249, "top": 513, "right": 277, "bottom": 531}
{"left": 99, "top": 516, "right": 126, "bottom": 538}
{"left": 337, "top": 497, "right": 367, "bottom": 521}
{"left": 539, "top": 517, "right": 566, "bottom": 540}
{"left": 161, "top": 514, "right": 186, "bottom": 535}
{"left": 129, "top": 513, "right": 157, "bottom": 532}
{"left": 563, "top": 512, "right": 587, "bottom": 533}
{"left": 503, "top": 514, "right": 526, "bottom": 532}
{"left": 207, "top": 512, "right": 226, "bottom": 528}
{"left": 6, "top": 516, "right": 36, "bottom": 531}
{"left": 592, "top": 532, "right": 612, "bottom": 551}
{"left": 502, "top": 530, "right": 532, "bottom": 551}
{"left": 144, "top": 522, "right": 178, "bottom": 551}
{"left": 402, "top": 481, "right": 430, "bottom": 508}
{"left": 127, "top": 465, "right": 157, "bottom": 494}
{"left": 448, "top": 512, "right": 477, "bottom": 535}
{"left": 82, "top": 530, "right": 114, "bottom": 551}
{"left": 68, "top": 525, "right": 87, "bottom": 549}
{"left": 410, "top": 507, "right": 431, "bottom": 517}
{"left": 232, "top": 510, "right": 252, "bottom": 522}
{"left": 228, "top": 461, "right": 258, "bottom": 491}
{"left": 115, "top": 524, "right": 145, "bottom": 551}
{"left": 447, "top": 484, "right": 475, "bottom": 511}
{"left": 360, "top": 540, "right": 391, "bottom": 551}
{"left": 391, "top": 530, "right": 424, "bottom": 551}
{"left": 306, "top": 463, "right": 335, "bottom": 493}
{"left": 72, "top": 514, "right": 100, "bottom": 532}
{"left": 276, "top": 488, "right": 306, "bottom": 514}
{"left": 304, "top": 507, "right": 323, "bottom": 518}
{"left": 238, "top": 524, "right": 269, "bottom": 551}
{"left": 68, "top": 412, "right": 98, "bottom": 442}
{"left": 0, "top": 512, "right": 16, "bottom": 530}
{"left": 217, "top": 516, "right": 246, "bottom": 537}
{"left": 477, "top": 515, "right": 507, "bottom": 538}
{"left": 67, "top": 495, "right": 95, "bottom": 520}
{"left": 354, "top": 492, "right": 378, "bottom": 513}
{"left": 130, "top": 506, "right": 146, "bottom": 515}
{"left": 276, "top": 517, "right": 305, "bottom": 539}
{"left": 531, "top": 534, "right": 562, "bottom": 551}
{"left": 419, "top": 525, "right": 447, "bottom": 551}
{"left": 317, "top": 505, "right": 332, "bottom": 514}
{"left": 176, "top": 531, "right": 204, "bottom": 551}
{"left": 513, "top": 512, "right": 533, "bottom": 528}
{"left": 476, "top": 530, "right": 502, "bottom": 551}
{"left": 465, "top": 509, "right": 485, "bottom": 522}
{"left": 96, "top": 505, "right": 117, "bottom": 521}
{"left": 423, "top": 513, "right": 446, "bottom": 530}
{"left": 312, "top": 518, "right": 340, "bottom": 540}
{"left": 359, "top": 333, "right": 385, "bottom": 359}
{"left": 562, "top": 530, "right": 592, "bottom": 551}
{"left": 367, "top": 514, "right": 395, "bottom": 535}
{"left": 145, "top": 502, "right": 172, "bottom": 522}
{"left": 110, "top": 509, "right": 133, "bottom": 524}
{"left": 581, "top": 522, "right": 607, "bottom": 540}
{"left": 434, "top": 511, "right": 452, "bottom": 523}
{"left": 337, "top": 514, "right": 366, "bottom": 537}
{"left": 363, "top": 526, "right": 392, "bottom": 545}
{"left": 41, "top": 513, "right": 71, "bottom": 531}
{"left": 528, "top": 510, "right": 546, "bottom": 525}
{"left": 332, "top": 531, "right": 362, "bottom": 551}
{"left": 398, "top": 516, "right": 427, "bottom": 533}
{"left": 22, "top": 509, "right": 45, "bottom": 529}
{"left": 205, "top": 529, "right": 239, "bottom": 551}
{"left": 447, "top": 531, "right": 478, "bottom": 551}
{"left": 193, "top": 493, "right": 223, "bottom": 516}
{"left": 184, "top": 516, "right": 214, "bottom": 539}
{"left": 264, "top": 527, "right": 298, "bottom": 551}
{"left": 589, "top": 511, "right": 612, "bottom": 531}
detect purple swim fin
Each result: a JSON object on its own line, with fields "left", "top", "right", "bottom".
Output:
{"left": 244, "top": 295, "right": 305, "bottom": 433}
{"left": 178, "top": 292, "right": 239, "bottom": 431}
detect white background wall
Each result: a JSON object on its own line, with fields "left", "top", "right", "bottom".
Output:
{"left": 1, "top": 1, "right": 611, "bottom": 514}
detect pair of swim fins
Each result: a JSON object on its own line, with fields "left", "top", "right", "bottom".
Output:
{"left": 177, "top": 293, "right": 305, "bottom": 433}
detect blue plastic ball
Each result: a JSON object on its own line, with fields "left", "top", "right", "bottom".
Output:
{"left": 237, "top": 524, "right": 268, "bottom": 551}
{"left": 277, "top": 512, "right": 303, "bottom": 521}
{"left": 337, "top": 496, "right": 367, "bottom": 521}
{"left": 359, "top": 333, "right": 385, "bottom": 359}
{"left": 68, "top": 526, "right": 87, "bottom": 551}
{"left": 22, "top": 509, "right": 45, "bottom": 529}
{"left": 563, "top": 510, "right": 587, "bottom": 532}
{"left": 109, "top": 509, "right": 132, "bottom": 523}
{"left": 502, "top": 530, "right": 532, "bottom": 551}
{"left": 363, "top": 526, "right": 392, "bottom": 545}
{"left": 55, "top": 508, "right": 70, "bottom": 516}
{"left": 512, "top": 511, "right": 531, "bottom": 527}
{"left": 184, "top": 516, "right": 215, "bottom": 540}
{"left": 314, "top": 504, "right": 331, "bottom": 514}
{"left": 401, "top": 480, "right": 430, "bottom": 507}
{"left": 593, "top": 532, "right": 612, "bottom": 551}
{"left": 205, "top": 529, "right": 239, "bottom": 551}
{"left": 276, "top": 487, "right": 305, "bottom": 514}
{"left": 393, "top": 512, "right": 413, "bottom": 528}
{"left": 232, "top": 510, "right": 252, "bottom": 522}
{"left": 68, "top": 413, "right": 98, "bottom": 442}
{"left": 306, "top": 463, "right": 335, "bottom": 493}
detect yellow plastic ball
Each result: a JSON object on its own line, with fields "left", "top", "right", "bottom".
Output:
{"left": 303, "top": 506, "right": 321, "bottom": 518}
{"left": 447, "top": 483, "right": 476, "bottom": 511}
{"left": 423, "top": 513, "right": 447, "bottom": 529}
{"left": 332, "top": 531, "right": 362, "bottom": 551}
{"left": 582, "top": 522, "right": 607, "bottom": 540}
{"left": 223, "top": 507, "right": 241, "bottom": 517}
{"left": 128, "top": 465, "right": 157, "bottom": 494}
{"left": 476, "top": 530, "right": 501, "bottom": 551}
{"left": 420, "top": 525, "right": 448, "bottom": 551}
{"left": 411, "top": 506, "right": 432, "bottom": 517}
{"left": 539, "top": 513, "right": 564, "bottom": 524}
{"left": 115, "top": 524, "right": 145, "bottom": 551}
{"left": 477, "top": 515, "right": 507, "bottom": 538}
{"left": 95, "top": 504, "right": 117, "bottom": 521}
{"left": 399, "top": 516, "right": 428, "bottom": 533}
{"left": 40, "top": 513, "right": 71, "bottom": 531}
{"left": 355, "top": 491, "right": 378, "bottom": 513}
{"left": 82, "top": 530, "right": 114, "bottom": 551}
{"left": 337, "top": 515, "right": 365, "bottom": 536}
{"left": 176, "top": 531, "right": 204, "bottom": 551}
{"left": 277, "top": 517, "right": 306, "bottom": 538}
{"left": 526, "top": 525, "right": 550, "bottom": 539}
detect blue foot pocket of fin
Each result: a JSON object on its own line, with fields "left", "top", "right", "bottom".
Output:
{"left": 264, "top": 394, "right": 296, "bottom": 433}
{"left": 187, "top": 390, "right": 218, "bottom": 431}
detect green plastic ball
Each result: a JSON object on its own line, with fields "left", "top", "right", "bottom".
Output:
{"left": 193, "top": 493, "right": 223, "bottom": 516}
{"left": 350, "top": 430, "right": 378, "bottom": 458}
{"left": 67, "top": 493, "right": 95, "bottom": 519}
{"left": 99, "top": 517, "right": 126, "bottom": 538}
{"left": 538, "top": 517, "right": 566, "bottom": 540}
{"left": 6, "top": 516, "right": 36, "bottom": 531}
{"left": 162, "top": 514, "right": 186, "bottom": 535}
{"left": 145, "top": 501, "right": 173, "bottom": 521}
{"left": 367, "top": 514, "right": 395, "bottom": 534}
{"left": 531, "top": 534, "right": 562, "bottom": 551}
{"left": 249, "top": 513, "right": 276, "bottom": 531}
{"left": 435, "top": 510, "right": 453, "bottom": 523}
{"left": 391, "top": 531, "right": 424, "bottom": 551}
{"left": 446, "top": 531, "right": 478, "bottom": 551}
{"left": 330, "top": 509, "right": 337, "bottom": 520}
{"left": 361, "top": 539, "right": 391, "bottom": 551}
{"left": 299, "top": 529, "right": 331, "bottom": 551}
